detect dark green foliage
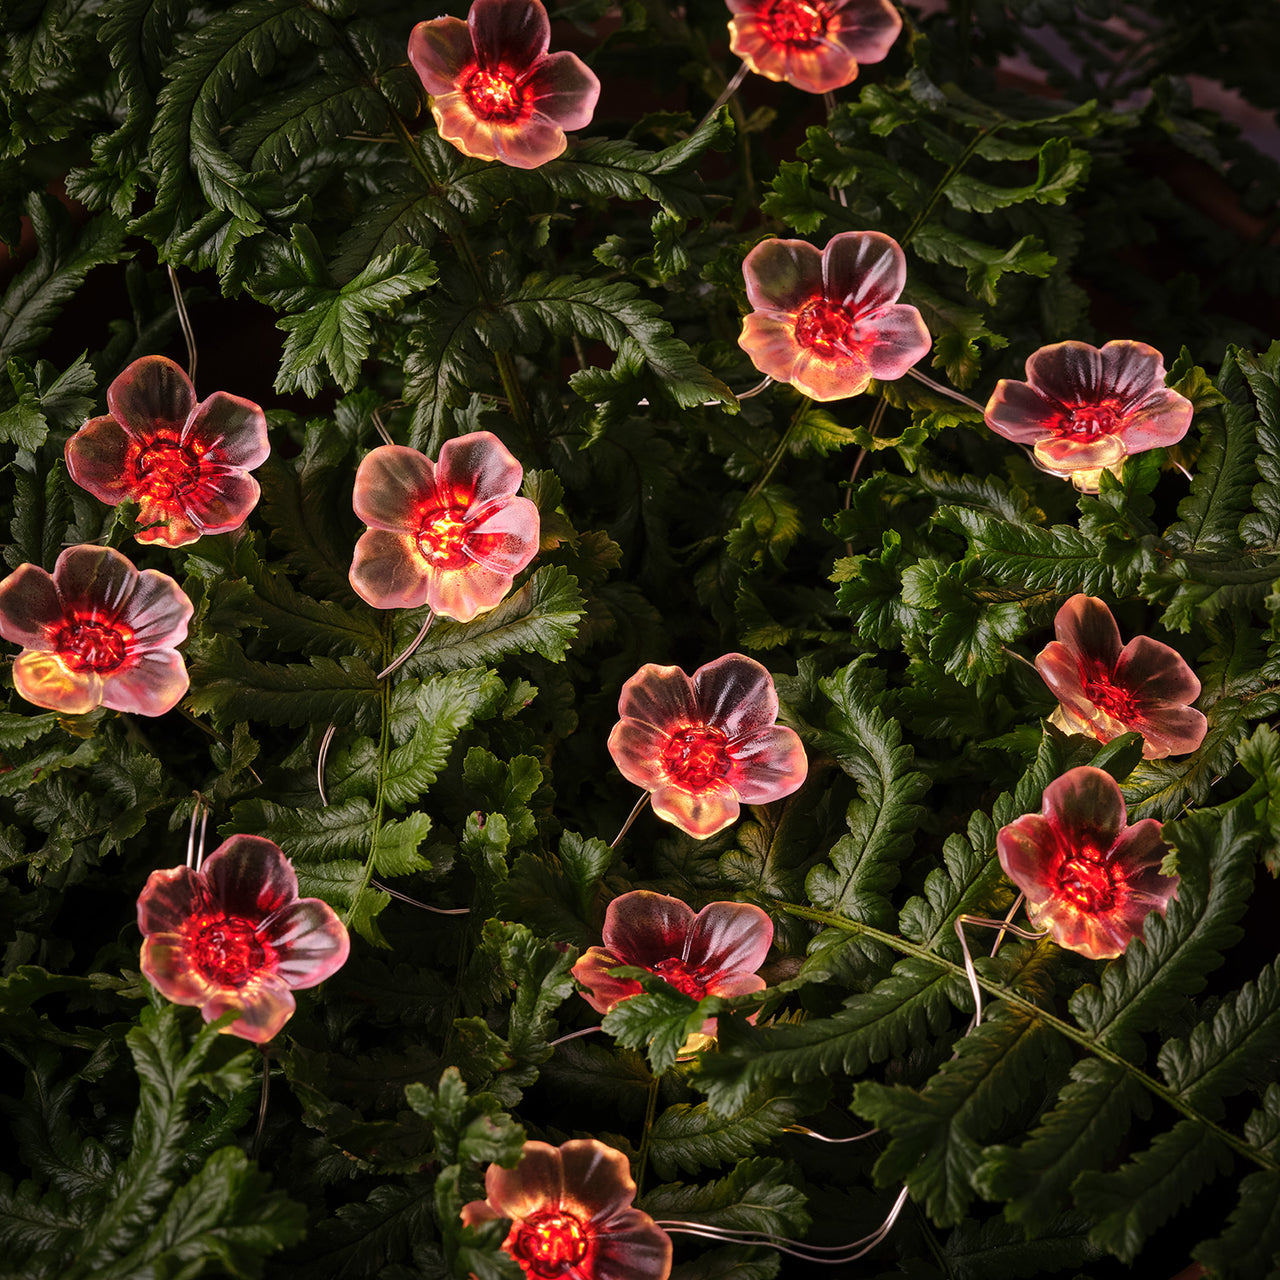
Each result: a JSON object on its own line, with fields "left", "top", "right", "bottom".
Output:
{"left": 3, "top": 0, "right": 1280, "bottom": 1275}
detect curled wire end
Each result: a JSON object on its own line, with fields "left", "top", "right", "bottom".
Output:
{"left": 377, "top": 611, "right": 434, "bottom": 680}
{"left": 785, "top": 1124, "right": 880, "bottom": 1143}
{"left": 609, "top": 791, "right": 651, "bottom": 848}
{"left": 316, "top": 723, "right": 337, "bottom": 806}
{"left": 955, "top": 910, "right": 1051, "bottom": 1030}
{"left": 657, "top": 1184, "right": 908, "bottom": 1265}
{"left": 735, "top": 375, "right": 774, "bottom": 401}
{"left": 370, "top": 879, "right": 470, "bottom": 915}
{"left": 186, "top": 794, "right": 210, "bottom": 872}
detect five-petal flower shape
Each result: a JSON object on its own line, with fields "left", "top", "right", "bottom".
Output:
{"left": 461, "top": 1138, "right": 672, "bottom": 1280}
{"left": 137, "top": 835, "right": 350, "bottom": 1044}
{"left": 739, "top": 231, "right": 931, "bottom": 401}
{"left": 997, "top": 766, "right": 1178, "bottom": 961}
{"left": 408, "top": 0, "right": 601, "bottom": 169}
{"left": 572, "top": 889, "right": 773, "bottom": 1033}
{"left": 607, "top": 652, "right": 808, "bottom": 839}
{"left": 65, "top": 355, "right": 269, "bottom": 548}
{"left": 1036, "top": 594, "right": 1207, "bottom": 760}
{"left": 348, "top": 432, "right": 541, "bottom": 623}
{"left": 0, "top": 545, "right": 193, "bottom": 716}
{"left": 983, "top": 339, "right": 1193, "bottom": 491}
{"left": 727, "top": 0, "right": 903, "bottom": 94}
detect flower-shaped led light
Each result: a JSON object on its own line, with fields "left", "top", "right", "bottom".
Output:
{"left": 726, "top": 0, "right": 903, "bottom": 94}
{"left": 348, "top": 432, "right": 540, "bottom": 623}
{"left": 608, "top": 653, "right": 808, "bottom": 839}
{"left": 1036, "top": 594, "right": 1207, "bottom": 760}
{"left": 997, "top": 766, "right": 1178, "bottom": 961}
{"left": 983, "top": 340, "right": 1193, "bottom": 492}
{"left": 572, "top": 889, "right": 773, "bottom": 1039}
{"left": 739, "top": 231, "right": 931, "bottom": 401}
{"left": 408, "top": 0, "right": 601, "bottom": 169}
{"left": 137, "top": 835, "right": 350, "bottom": 1044}
{"left": 65, "top": 355, "right": 269, "bottom": 548}
{"left": 0, "top": 545, "right": 192, "bottom": 716}
{"left": 461, "top": 1138, "right": 672, "bottom": 1280}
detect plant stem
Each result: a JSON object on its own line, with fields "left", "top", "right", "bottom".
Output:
{"left": 900, "top": 125, "right": 994, "bottom": 248}
{"left": 635, "top": 1074, "right": 662, "bottom": 1197}
{"left": 775, "top": 901, "right": 1279, "bottom": 1173}
{"left": 748, "top": 398, "right": 812, "bottom": 500}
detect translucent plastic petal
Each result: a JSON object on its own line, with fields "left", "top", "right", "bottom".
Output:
{"left": 1113, "top": 387, "right": 1194, "bottom": 452}
{"left": 586, "top": 1207, "right": 674, "bottom": 1280}
{"left": 521, "top": 50, "right": 601, "bottom": 133}
{"left": 704, "top": 970, "right": 768, "bottom": 999}
{"left": 1033, "top": 433, "right": 1127, "bottom": 471}
{"left": 615, "top": 664, "right": 698, "bottom": 734}
{"left": 1024, "top": 340, "right": 1104, "bottom": 406}
{"left": 1035, "top": 640, "right": 1095, "bottom": 722}
{"left": 349, "top": 530, "right": 433, "bottom": 610}
{"left": 984, "top": 379, "right": 1060, "bottom": 444}
{"left": 137, "top": 866, "right": 208, "bottom": 935}
{"left": 571, "top": 946, "right": 644, "bottom": 1014}
{"left": 602, "top": 890, "right": 697, "bottom": 966}
{"left": 100, "top": 649, "right": 189, "bottom": 716}
{"left": 470, "top": 0, "right": 550, "bottom": 70}
{"left": 650, "top": 778, "right": 740, "bottom": 838}
{"left": 134, "top": 499, "right": 203, "bottom": 548}
{"left": 739, "top": 310, "right": 808, "bottom": 386}
{"left": 352, "top": 445, "right": 437, "bottom": 532}
{"left": 995, "top": 813, "right": 1061, "bottom": 909}
{"left": 691, "top": 652, "right": 779, "bottom": 738}
{"left": 140, "top": 934, "right": 216, "bottom": 1005}
{"left": 65, "top": 416, "right": 134, "bottom": 504}
{"left": 1113, "top": 634, "right": 1202, "bottom": 706}
{"left": 829, "top": 0, "right": 904, "bottom": 64}
{"left": 427, "top": 559, "right": 516, "bottom": 622}
{"left": 484, "top": 1140, "right": 567, "bottom": 1221}
{"left": 260, "top": 898, "right": 351, "bottom": 989}
{"left": 201, "top": 971, "right": 297, "bottom": 1043}
{"left": 182, "top": 391, "right": 270, "bottom": 468}
{"left": 1126, "top": 703, "right": 1208, "bottom": 760}
{"left": 107, "top": 355, "right": 196, "bottom": 441}
{"left": 53, "top": 545, "right": 139, "bottom": 622}
{"left": 168, "top": 468, "right": 261, "bottom": 539}
{"left": 122, "top": 568, "right": 193, "bottom": 648}
{"left": 1051, "top": 594, "right": 1124, "bottom": 670}
{"left": 862, "top": 303, "right": 933, "bottom": 380}
{"left": 557, "top": 1138, "right": 639, "bottom": 1224}
{"left": 724, "top": 724, "right": 809, "bottom": 804}
{"left": 1097, "top": 339, "right": 1168, "bottom": 407}
{"left": 435, "top": 431, "right": 524, "bottom": 514}
{"left": 741, "top": 238, "right": 824, "bottom": 314}
{"left": 203, "top": 835, "right": 300, "bottom": 920}
{"left": 606, "top": 719, "right": 669, "bottom": 790}
{"left": 0, "top": 563, "right": 64, "bottom": 648}
{"left": 686, "top": 900, "right": 773, "bottom": 976}
{"left": 407, "top": 16, "right": 474, "bottom": 94}
{"left": 824, "top": 231, "right": 906, "bottom": 316}
{"left": 789, "top": 344, "right": 872, "bottom": 400}
{"left": 486, "top": 116, "right": 569, "bottom": 168}
{"left": 431, "top": 95, "right": 508, "bottom": 163}
{"left": 12, "top": 650, "right": 101, "bottom": 714}
{"left": 1041, "top": 766, "right": 1127, "bottom": 853}
{"left": 463, "top": 496, "right": 541, "bottom": 575}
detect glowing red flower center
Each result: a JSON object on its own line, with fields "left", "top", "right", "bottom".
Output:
{"left": 1081, "top": 670, "right": 1139, "bottom": 723}
{"left": 761, "top": 0, "right": 828, "bottom": 46}
{"left": 649, "top": 956, "right": 710, "bottom": 999}
{"left": 511, "top": 1209, "right": 590, "bottom": 1277}
{"left": 134, "top": 438, "right": 201, "bottom": 501}
{"left": 463, "top": 67, "right": 525, "bottom": 122}
{"left": 190, "top": 914, "right": 269, "bottom": 987}
{"left": 795, "top": 298, "right": 856, "bottom": 356}
{"left": 55, "top": 616, "right": 128, "bottom": 672}
{"left": 416, "top": 507, "right": 470, "bottom": 569}
{"left": 1058, "top": 400, "right": 1123, "bottom": 440}
{"left": 661, "top": 725, "right": 731, "bottom": 790}
{"left": 1057, "top": 851, "right": 1117, "bottom": 913}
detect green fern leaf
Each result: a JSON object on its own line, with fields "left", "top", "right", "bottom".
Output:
{"left": 973, "top": 1058, "right": 1150, "bottom": 1229}
{"left": 1073, "top": 1120, "right": 1234, "bottom": 1263}
{"left": 1238, "top": 341, "right": 1280, "bottom": 550}
{"left": 854, "top": 1004, "right": 1071, "bottom": 1226}
{"left": 942, "top": 1211, "right": 1105, "bottom": 1280}
{"left": 1194, "top": 1171, "right": 1280, "bottom": 1280}
{"left": 640, "top": 1157, "right": 810, "bottom": 1239}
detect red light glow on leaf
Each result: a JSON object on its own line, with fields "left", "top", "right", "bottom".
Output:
{"left": 408, "top": 0, "right": 601, "bottom": 169}
{"left": 64, "top": 355, "right": 269, "bottom": 548}
{"left": 461, "top": 1138, "right": 673, "bottom": 1280}
{"left": 608, "top": 652, "right": 808, "bottom": 838}
{"left": 572, "top": 889, "right": 773, "bottom": 1037}
{"left": 738, "top": 231, "right": 931, "bottom": 401}
{"left": 1036, "top": 594, "right": 1207, "bottom": 760}
{"left": 348, "top": 432, "right": 540, "bottom": 623}
{"left": 997, "top": 766, "right": 1178, "bottom": 961}
{"left": 727, "top": 0, "right": 903, "bottom": 94}
{"left": 137, "top": 835, "right": 350, "bottom": 1044}
{"left": 0, "top": 545, "right": 193, "bottom": 716}
{"left": 983, "top": 340, "right": 1193, "bottom": 491}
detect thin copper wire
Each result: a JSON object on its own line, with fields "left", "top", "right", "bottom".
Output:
{"left": 697, "top": 60, "right": 750, "bottom": 130}
{"left": 610, "top": 791, "right": 651, "bottom": 848}
{"left": 954, "top": 911, "right": 1049, "bottom": 1029}
{"left": 377, "top": 611, "right": 434, "bottom": 679}
{"left": 785, "top": 1124, "right": 880, "bottom": 1143}
{"left": 370, "top": 878, "right": 470, "bottom": 916}
{"left": 316, "top": 724, "right": 338, "bottom": 806}
{"left": 548, "top": 1025, "right": 603, "bottom": 1048}
{"left": 167, "top": 266, "right": 198, "bottom": 384}
{"left": 185, "top": 795, "right": 210, "bottom": 871}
